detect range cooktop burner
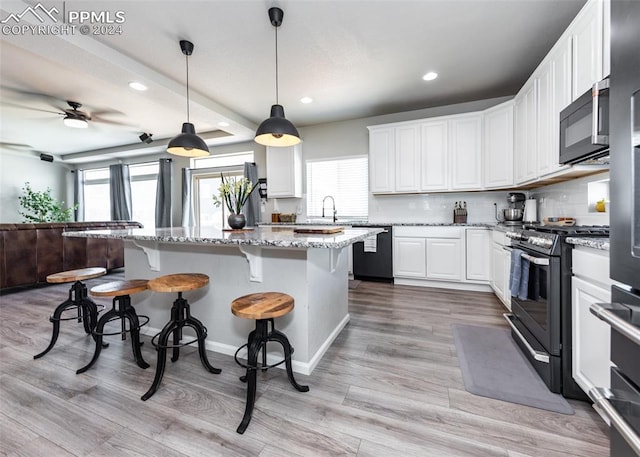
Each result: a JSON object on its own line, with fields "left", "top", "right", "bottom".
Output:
{"left": 524, "top": 225, "right": 610, "bottom": 236}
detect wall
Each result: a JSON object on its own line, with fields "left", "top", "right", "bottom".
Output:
{"left": 0, "top": 150, "right": 73, "bottom": 223}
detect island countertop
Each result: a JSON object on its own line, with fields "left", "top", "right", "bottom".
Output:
{"left": 64, "top": 225, "right": 383, "bottom": 249}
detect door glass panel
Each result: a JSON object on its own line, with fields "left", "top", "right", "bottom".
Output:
{"left": 513, "top": 263, "right": 549, "bottom": 331}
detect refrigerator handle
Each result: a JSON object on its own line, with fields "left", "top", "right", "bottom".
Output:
{"left": 590, "top": 303, "right": 640, "bottom": 346}
{"left": 589, "top": 387, "right": 640, "bottom": 455}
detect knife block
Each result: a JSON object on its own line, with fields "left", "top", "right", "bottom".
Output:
{"left": 453, "top": 211, "right": 468, "bottom": 224}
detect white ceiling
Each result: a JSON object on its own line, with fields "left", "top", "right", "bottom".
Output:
{"left": 0, "top": 0, "right": 586, "bottom": 164}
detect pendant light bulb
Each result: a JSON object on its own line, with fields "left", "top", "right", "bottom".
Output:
{"left": 168, "top": 40, "right": 209, "bottom": 157}
{"left": 254, "top": 7, "right": 301, "bottom": 147}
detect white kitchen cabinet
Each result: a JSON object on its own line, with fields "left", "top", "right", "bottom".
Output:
{"left": 571, "top": 246, "right": 615, "bottom": 395}
{"left": 490, "top": 229, "right": 511, "bottom": 310}
{"left": 450, "top": 114, "right": 483, "bottom": 190}
{"left": 266, "top": 144, "right": 302, "bottom": 198}
{"left": 536, "top": 37, "right": 572, "bottom": 178}
{"left": 368, "top": 127, "right": 396, "bottom": 193}
{"left": 393, "top": 237, "right": 426, "bottom": 277}
{"left": 395, "top": 124, "right": 421, "bottom": 192}
{"left": 426, "top": 237, "right": 463, "bottom": 281}
{"left": 514, "top": 78, "right": 538, "bottom": 184}
{"left": 466, "top": 229, "right": 491, "bottom": 281}
{"left": 420, "top": 120, "right": 449, "bottom": 191}
{"left": 483, "top": 101, "right": 514, "bottom": 189}
{"left": 569, "top": 0, "right": 605, "bottom": 100}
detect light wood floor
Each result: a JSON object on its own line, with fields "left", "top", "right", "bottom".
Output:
{"left": 0, "top": 272, "right": 609, "bottom": 456}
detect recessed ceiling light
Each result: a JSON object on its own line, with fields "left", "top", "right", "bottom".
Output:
{"left": 218, "top": 121, "right": 230, "bottom": 127}
{"left": 128, "top": 81, "right": 148, "bottom": 91}
{"left": 422, "top": 72, "right": 438, "bottom": 81}
{"left": 300, "top": 96, "right": 313, "bottom": 104}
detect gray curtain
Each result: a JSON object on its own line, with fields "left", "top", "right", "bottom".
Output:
{"left": 73, "top": 169, "right": 84, "bottom": 221}
{"left": 181, "top": 167, "right": 194, "bottom": 227}
{"left": 155, "top": 158, "right": 172, "bottom": 227}
{"left": 243, "top": 162, "right": 260, "bottom": 227}
{"left": 109, "top": 164, "right": 132, "bottom": 220}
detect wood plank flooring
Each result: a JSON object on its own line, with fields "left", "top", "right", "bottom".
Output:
{"left": 0, "top": 272, "right": 609, "bottom": 456}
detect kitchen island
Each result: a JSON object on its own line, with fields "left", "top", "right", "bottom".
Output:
{"left": 64, "top": 225, "right": 382, "bottom": 375}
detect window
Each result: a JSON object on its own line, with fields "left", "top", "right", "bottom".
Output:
{"left": 82, "top": 162, "right": 158, "bottom": 227}
{"left": 306, "top": 156, "right": 368, "bottom": 220}
{"left": 190, "top": 152, "right": 254, "bottom": 228}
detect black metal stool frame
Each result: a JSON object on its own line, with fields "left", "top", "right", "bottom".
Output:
{"left": 141, "top": 292, "right": 221, "bottom": 401}
{"left": 76, "top": 294, "right": 150, "bottom": 374}
{"left": 237, "top": 317, "right": 309, "bottom": 434}
{"left": 34, "top": 280, "right": 106, "bottom": 360}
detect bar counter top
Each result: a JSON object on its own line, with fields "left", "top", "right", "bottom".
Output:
{"left": 64, "top": 225, "right": 382, "bottom": 250}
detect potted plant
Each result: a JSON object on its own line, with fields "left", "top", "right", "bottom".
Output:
{"left": 212, "top": 175, "right": 258, "bottom": 229}
{"left": 18, "top": 182, "right": 78, "bottom": 222}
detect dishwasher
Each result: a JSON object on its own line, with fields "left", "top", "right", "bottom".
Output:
{"left": 353, "top": 226, "right": 393, "bottom": 282}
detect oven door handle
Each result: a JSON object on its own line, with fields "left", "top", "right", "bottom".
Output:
{"left": 503, "top": 314, "right": 550, "bottom": 363}
{"left": 520, "top": 253, "right": 549, "bottom": 266}
{"left": 590, "top": 303, "right": 640, "bottom": 346}
{"left": 589, "top": 387, "right": 640, "bottom": 455}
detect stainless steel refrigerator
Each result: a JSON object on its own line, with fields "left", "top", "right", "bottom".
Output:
{"left": 588, "top": 1, "right": 640, "bottom": 456}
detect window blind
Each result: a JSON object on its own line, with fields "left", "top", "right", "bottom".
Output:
{"left": 306, "top": 156, "right": 368, "bottom": 219}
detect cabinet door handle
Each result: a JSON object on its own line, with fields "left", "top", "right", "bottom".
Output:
{"left": 590, "top": 303, "right": 640, "bottom": 346}
{"left": 589, "top": 387, "right": 640, "bottom": 455}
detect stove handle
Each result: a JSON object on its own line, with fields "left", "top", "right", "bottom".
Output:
{"left": 521, "top": 253, "right": 550, "bottom": 266}
{"left": 590, "top": 303, "right": 640, "bottom": 346}
{"left": 503, "top": 314, "right": 550, "bottom": 363}
{"left": 589, "top": 386, "right": 640, "bottom": 455}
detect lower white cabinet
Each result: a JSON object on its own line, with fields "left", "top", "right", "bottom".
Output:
{"left": 393, "top": 226, "right": 490, "bottom": 291}
{"left": 490, "top": 229, "right": 512, "bottom": 310}
{"left": 571, "top": 246, "right": 614, "bottom": 394}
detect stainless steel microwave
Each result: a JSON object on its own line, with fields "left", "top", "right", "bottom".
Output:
{"left": 559, "top": 78, "right": 610, "bottom": 164}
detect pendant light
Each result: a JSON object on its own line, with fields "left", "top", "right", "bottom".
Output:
{"left": 254, "top": 7, "right": 301, "bottom": 147}
{"left": 167, "top": 40, "right": 210, "bottom": 157}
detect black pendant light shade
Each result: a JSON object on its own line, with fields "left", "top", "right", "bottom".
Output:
{"left": 168, "top": 40, "right": 210, "bottom": 157}
{"left": 254, "top": 7, "right": 301, "bottom": 147}
{"left": 167, "top": 122, "right": 210, "bottom": 157}
{"left": 255, "top": 104, "right": 300, "bottom": 147}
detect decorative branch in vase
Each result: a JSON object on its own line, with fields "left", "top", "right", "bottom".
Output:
{"left": 212, "top": 174, "right": 258, "bottom": 229}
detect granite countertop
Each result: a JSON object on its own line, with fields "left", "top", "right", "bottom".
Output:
{"left": 566, "top": 237, "right": 610, "bottom": 251}
{"left": 262, "top": 221, "right": 496, "bottom": 228}
{"left": 63, "top": 226, "right": 382, "bottom": 249}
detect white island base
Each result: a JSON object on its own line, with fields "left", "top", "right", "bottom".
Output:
{"left": 125, "top": 241, "right": 350, "bottom": 375}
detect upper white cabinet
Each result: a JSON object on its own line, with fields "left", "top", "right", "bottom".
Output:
{"left": 369, "top": 127, "right": 396, "bottom": 193}
{"left": 266, "top": 145, "right": 302, "bottom": 198}
{"left": 450, "top": 114, "right": 483, "bottom": 190}
{"left": 395, "top": 124, "right": 421, "bottom": 192}
{"left": 514, "top": 79, "right": 538, "bottom": 185}
{"left": 420, "top": 120, "right": 449, "bottom": 191}
{"left": 569, "top": 0, "right": 605, "bottom": 100}
{"left": 483, "top": 101, "right": 514, "bottom": 189}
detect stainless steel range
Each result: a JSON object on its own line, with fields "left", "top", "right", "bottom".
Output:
{"left": 504, "top": 225, "right": 610, "bottom": 399}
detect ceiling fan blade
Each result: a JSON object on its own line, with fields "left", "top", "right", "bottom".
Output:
{"left": 90, "top": 108, "right": 124, "bottom": 117}
{"left": 2, "top": 102, "right": 63, "bottom": 115}
{"left": 91, "top": 116, "right": 137, "bottom": 127}
{"left": 0, "top": 86, "right": 65, "bottom": 104}
{"left": 0, "top": 141, "right": 34, "bottom": 150}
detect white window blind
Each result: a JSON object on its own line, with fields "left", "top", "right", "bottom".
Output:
{"left": 306, "top": 156, "right": 368, "bottom": 219}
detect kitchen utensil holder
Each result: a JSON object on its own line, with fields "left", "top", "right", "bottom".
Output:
{"left": 454, "top": 213, "right": 468, "bottom": 224}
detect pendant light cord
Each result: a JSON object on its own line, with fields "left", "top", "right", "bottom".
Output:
{"left": 185, "top": 53, "right": 190, "bottom": 123}
{"left": 274, "top": 24, "right": 279, "bottom": 104}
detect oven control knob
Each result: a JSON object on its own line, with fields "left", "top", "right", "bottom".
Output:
{"left": 529, "top": 236, "right": 552, "bottom": 248}
{"left": 506, "top": 231, "right": 523, "bottom": 240}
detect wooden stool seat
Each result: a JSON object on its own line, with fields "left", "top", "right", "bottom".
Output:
{"left": 47, "top": 267, "right": 107, "bottom": 284}
{"left": 147, "top": 273, "right": 208, "bottom": 293}
{"left": 76, "top": 279, "right": 150, "bottom": 374}
{"left": 231, "top": 292, "right": 294, "bottom": 320}
{"left": 141, "top": 273, "right": 220, "bottom": 401}
{"left": 91, "top": 279, "right": 149, "bottom": 297}
{"left": 231, "top": 291, "right": 308, "bottom": 434}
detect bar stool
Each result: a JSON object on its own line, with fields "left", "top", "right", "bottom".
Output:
{"left": 34, "top": 267, "right": 107, "bottom": 360}
{"left": 141, "top": 273, "right": 221, "bottom": 401}
{"left": 76, "top": 279, "right": 150, "bottom": 374}
{"left": 231, "top": 292, "right": 309, "bottom": 434}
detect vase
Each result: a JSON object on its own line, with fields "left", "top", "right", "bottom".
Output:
{"left": 227, "top": 213, "right": 246, "bottom": 230}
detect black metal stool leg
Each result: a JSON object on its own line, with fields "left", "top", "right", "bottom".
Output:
{"left": 184, "top": 316, "right": 221, "bottom": 374}
{"left": 76, "top": 307, "right": 116, "bottom": 374}
{"left": 141, "top": 320, "right": 176, "bottom": 401}
{"left": 237, "top": 333, "right": 263, "bottom": 434}
{"left": 124, "top": 307, "right": 150, "bottom": 369}
{"left": 33, "top": 298, "right": 74, "bottom": 359}
{"left": 269, "top": 328, "right": 309, "bottom": 392}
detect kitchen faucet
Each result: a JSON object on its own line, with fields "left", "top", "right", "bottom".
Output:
{"left": 321, "top": 195, "right": 337, "bottom": 222}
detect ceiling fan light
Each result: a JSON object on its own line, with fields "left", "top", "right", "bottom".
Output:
{"left": 255, "top": 104, "right": 301, "bottom": 147}
{"left": 167, "top": 122, "right": 210, "bottom": 157}
{"left": 63, "top": 115, "right": 88, "bottom": 128}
